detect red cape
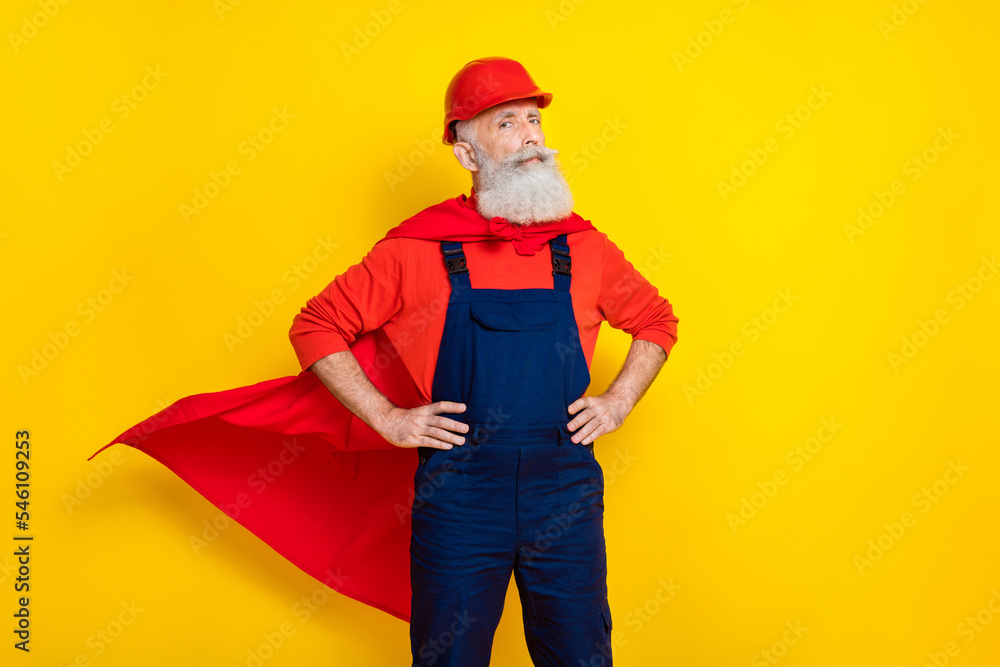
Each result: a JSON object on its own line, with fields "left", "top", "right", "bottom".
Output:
{"left": 382, "top": 194, "right": 594, "bottom": 255}
{"left": 89, "top": 195, "right": 596, "bottom": 622}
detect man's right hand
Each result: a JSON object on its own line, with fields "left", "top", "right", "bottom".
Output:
{"left": 378, "top": 401, "right": 470, "bottom": 450}
{"left": 308, "top": 352, "right": 470, "bottom": 451}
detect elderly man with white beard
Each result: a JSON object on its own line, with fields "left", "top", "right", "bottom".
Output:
{"left": 450, "top": 98, "right": 575, "bottom": 225}
{"left": 91, "top": 57, "right": 677, "bottom": 666}
{"left": 290, "top": 57, "right": 680, "bottom": 666}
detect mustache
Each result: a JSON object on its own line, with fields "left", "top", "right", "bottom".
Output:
{"left": 498, "top": 145, "right": 559, "bottom": 166}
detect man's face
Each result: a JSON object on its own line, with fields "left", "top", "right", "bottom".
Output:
{"left": 451, "top": 97, "right": 575, "bottom": 225}
{"left": 469, "top": 98, "right": 545, "bottom": 165}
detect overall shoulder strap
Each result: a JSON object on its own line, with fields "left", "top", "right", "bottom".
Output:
{"left": 440, "top": 241, "right": 471, "bottom": 289}
{"left": 550, "top": 234, "right": 571, "bottom": 292}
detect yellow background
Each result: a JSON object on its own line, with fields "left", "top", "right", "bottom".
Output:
{"left": 3, "top": 0, "right": 999, "bottom": 664}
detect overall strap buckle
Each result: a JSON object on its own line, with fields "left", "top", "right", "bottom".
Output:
{"left": 441, "top": 241, "right": 468, "bottom": 275}
{"left": 550, "top": 235, "right": 572, "bottom": 277}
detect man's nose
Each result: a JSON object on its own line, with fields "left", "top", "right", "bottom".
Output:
{"left": 522, "top": 121, "right": 543, "bottom": 146}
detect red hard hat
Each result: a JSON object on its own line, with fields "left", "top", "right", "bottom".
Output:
{"left": 442, "top": 57, "right": 552, "bottom": 145}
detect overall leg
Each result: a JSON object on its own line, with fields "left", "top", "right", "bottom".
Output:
{"left": 514, "top": 440, "right": 614, "bottom": 667}
{"left": 410, "top": 442, "right": 519, "bottom": 666}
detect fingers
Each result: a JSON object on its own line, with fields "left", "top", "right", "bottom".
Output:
{"left": 574, "top": 422, "right": 602, "bottom": 445}
{"left": 433, "top": 414, "right": 469, "bottom": 435}
{"left": 398, "top": 403, "right": 469, "bottom": 450}
{"left": 567, "top": 399, "right": 599, "bottom": 432}
{"left": 572, "top": 405, "right": 628, "bottom": 444}
{"left": 426, "top": 426, "right": 466, "bottom": 447}
{"left": 430, "top": 401, "right": 467, "bottom": 415}
{"left": 573, "top": 409, "right": 611, "bottom": 444}
{"left": 426, "top": 402, "right": 469, "bottom": 442}
{"left": 568, "top": 397, "right": 612, "bottom": 444}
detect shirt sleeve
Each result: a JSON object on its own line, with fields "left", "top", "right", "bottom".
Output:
{"left": 597, "top": 233, "right": 678, "bottom": 358}
{"left": 288, "top": 237, "right": 404, "bottom": 371}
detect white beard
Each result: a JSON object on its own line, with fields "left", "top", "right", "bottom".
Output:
{"left": 470, "top": 140, "right": 575, "bottom": 225}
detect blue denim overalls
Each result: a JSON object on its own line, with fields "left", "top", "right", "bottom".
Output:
{"left": 410, "top": 234, "right": 614, "bottom": 666}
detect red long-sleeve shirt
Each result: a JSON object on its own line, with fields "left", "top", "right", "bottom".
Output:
{"left": 289, "top": 194, "right": 678, "bottom": 403}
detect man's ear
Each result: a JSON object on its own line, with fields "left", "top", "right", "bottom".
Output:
{"left": 452, "top": 141, "right": 479, "bottom": 172}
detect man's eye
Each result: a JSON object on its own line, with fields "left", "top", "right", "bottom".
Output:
{"left": 499, "top": 121, "right": 511, "bottom": 128}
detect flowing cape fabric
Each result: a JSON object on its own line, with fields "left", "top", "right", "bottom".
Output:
{"left": 89, "top": 195, "right": 596, "bottom": 623}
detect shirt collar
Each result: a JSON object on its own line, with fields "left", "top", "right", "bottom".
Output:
{"left": 459, "top": 188, "right": 479, "bottom": 212}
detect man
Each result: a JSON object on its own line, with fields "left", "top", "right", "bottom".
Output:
{"left": 91, "top": 57, "right": 677, "bottom": 666}
{"left": 289, "top": 57, "right": 678, "bottom": 665}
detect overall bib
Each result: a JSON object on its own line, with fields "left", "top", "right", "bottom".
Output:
{"left": 410, "top": 234, "right": 614, "bottom": 666}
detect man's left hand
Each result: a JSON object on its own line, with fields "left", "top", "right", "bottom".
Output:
{"left": 566, "top": 393, "right": 631, "bottom": 445}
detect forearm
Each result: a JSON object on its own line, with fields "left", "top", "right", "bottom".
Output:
{"left": 601, "top": 339, "right": 668, "bottom": 413}
{"left": 309, "top": 350, "right": 396, "bottom": 433}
